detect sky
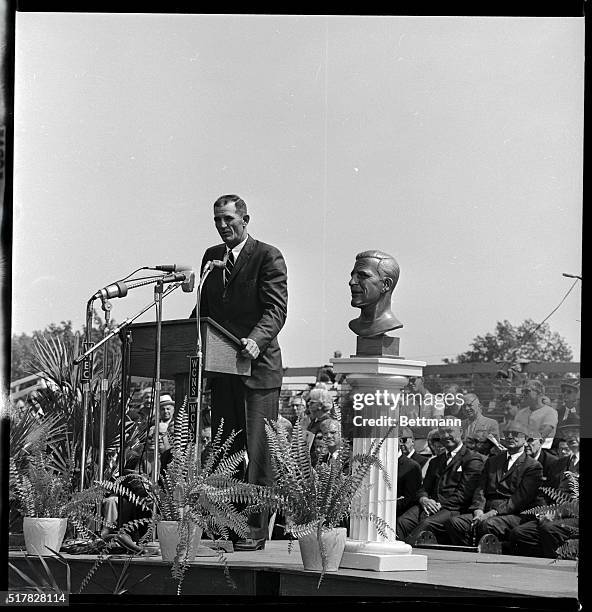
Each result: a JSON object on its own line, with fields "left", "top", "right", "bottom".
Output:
{"left": 11, "top": 14, "right": 583, "bottom": 369}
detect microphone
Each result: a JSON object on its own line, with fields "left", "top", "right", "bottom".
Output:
{"left": 162, "top": 272, "right": 190, "bottom": 283}
{"left": 94, "top": 281, "right": 128, "bottom": 301}
{"left": 201, "top": 260, "right": 226, "bottom": 275}
{"left": 151, "top": 264, "right": 193, "bottom": 272}
{"left": 182, "top": 271, "right": 195, "bottom": 293}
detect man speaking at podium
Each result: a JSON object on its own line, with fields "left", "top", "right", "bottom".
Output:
{"left": 190, "top": 194, "right": 288, "bottom": 551}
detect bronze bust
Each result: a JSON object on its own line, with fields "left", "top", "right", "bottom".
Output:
{"left": 348, "top": 250, "right": 403, "bottom": 337}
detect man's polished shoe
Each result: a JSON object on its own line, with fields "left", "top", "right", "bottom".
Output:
{"left": 234, "top": 538, "right": 266, "bottom": 551}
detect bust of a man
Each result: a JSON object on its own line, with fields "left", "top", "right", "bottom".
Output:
{"left": 348, "top": 250, "right": 403, "bottom": 337}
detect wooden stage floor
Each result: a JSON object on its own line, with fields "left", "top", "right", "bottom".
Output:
{"left": 8, "top": 541, "right": 578, "bottom": 602}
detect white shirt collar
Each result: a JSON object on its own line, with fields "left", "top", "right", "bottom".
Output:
{"left": 227, "top": 234, "right": 249, "bottom": 260}
{"left": 533, "top": 449, "right": 542, "bottom": 462}
{"left": 407, "top": 449, "right": 415, "bottom": 458}
{"left": 507, "top": 447, "right": 525, "bottom": 468}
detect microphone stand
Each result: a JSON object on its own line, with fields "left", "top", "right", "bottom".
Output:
{"left": 193, "top": 263, "right": 216, "bottom": 465}
{"left": 74, "top": 281, "right": 185, "bottom": 491}
{"left": 152, "top": 278, "right": 164, "bottom": 488}
{"left": 97, "top": 297, "right": 112, "bottom": 485}
{"left": 79, "top": 299, "right": 95, "bottom": 491}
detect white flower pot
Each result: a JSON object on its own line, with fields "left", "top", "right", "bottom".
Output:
{"left": 23, "top": 517, "right": 68, "bottom": 556}
{"left": 157, "top": 520, "right": 202, "bottom": 562}
{"left": 298, "top": 527, "right": 347, "bottom": 572}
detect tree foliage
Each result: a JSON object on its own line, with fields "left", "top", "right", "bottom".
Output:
{"left": 452, "top": 319, "right": 573, "bottom": 364}
{"left": 11, "top": 315, "right": 121, "bottom": 382}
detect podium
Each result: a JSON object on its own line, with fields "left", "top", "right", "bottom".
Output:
{"left": 128, "top": 317, "right": 251, "bottom": 412}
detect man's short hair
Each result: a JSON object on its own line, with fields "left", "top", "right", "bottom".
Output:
{"left": 307, "top": 388, "right": 333, "bottom": 410}
{"left": 319, "top": 418, "right": 341, "bottom": 433}
{"left": 522, "top": 379, "right": 545, "bottom": 395}
{"left": 399, "top": 427, "right": 414, "bottom": 439}
{"left": 356, "top": 250, "right": 400, "bottom": 286}
{"left": 214, "top": 194, "right": 248, "bottom": 217}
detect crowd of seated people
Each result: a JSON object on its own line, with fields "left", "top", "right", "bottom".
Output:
{"left": 283, "top": 377, "right": 580, "bottom": 560}
{"left": 393, "top": 383, "right": 580, "bottom": 559}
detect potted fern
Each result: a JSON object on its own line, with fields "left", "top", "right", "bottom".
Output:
{"left": 9, "top": 448, "right": 74, "bottom": 556}
{"left": 521, "top": 470, "right": 579, "bottom": 559}
{"left": 264, "top": 419, "right": 395, "bottom": 584}
{"left": 97, "top": 401, "right": 260, "bottom": 594}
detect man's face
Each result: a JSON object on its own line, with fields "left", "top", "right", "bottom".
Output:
{"left": 428, "top": 435, "right": 444, "bottom": 456}
{"left": 399, "top": 436, "right": 414, "bottom": 455}
{"left": 504, "top": 429, "right": 526, "bottom": 451}
{"left": 562, "top": 429, "right": 580, "bottom": 454}
{"left": 521, "top": 387, "right": 539, "bottom": 410}
{"left": 560, "top": 386, "right": 578, "bottom": 407}
{"left": 214, "top": 202, "right": 249, "bottom": 248}
{"left": 161, "top": 404, "right": 174, "bottom": 421}
{"left": 200, "top": 427, "right": 212, "bottom": 446}
{"left": 321, "top": 422, "right": 341, "bottom": 449}
{"left": 308, "top": 399, "right": 328, "bottom": 421}
{"left": 292, "top": 398, "right": 307, "bottom": 418}
{"left": 465, "top": 438, "right": 477, "bottom": 450}
{"left": 349, "top": 258, "right": 387, "bottom": 308}
{"left": 557, "top": 441, "right": 571, "bottom": 457}
{"left": 313, "top": 437, "right": 327, "bottom": 456}
{"left": 526, "top": 437, "right": 542, "bottom": 457}
{"left": 463, "top": 395, "right": 480, "bottom": 419}
{"left": 504, "top": 403, "right": 518, "bottom": 420}
{"left": 438, "top": 426, "right": 463, "bottom": 451}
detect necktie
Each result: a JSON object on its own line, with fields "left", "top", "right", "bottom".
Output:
{"left": 224, "top": 251, "right": 235, "bottom": 287}
{"left": 503, "top": 454, "right": 511, "bottom": 473}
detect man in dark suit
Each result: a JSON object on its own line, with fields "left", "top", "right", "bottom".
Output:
{"left": 399, "top": 427, "right": 428, "bottom": 469}
{"left": 396, "top": 425, "right": 484, "bottom": 543}
{"left": 190, "top": 194, "right": 288, "bottom": 551}
{"left": 525, "top": 429, "right": 558, "bottom": 485}
{"left": 444, "top": 421, "right": 543, "bottom": 545}
{"left": 397, "top": 450, "right": 423, "bottom": 516}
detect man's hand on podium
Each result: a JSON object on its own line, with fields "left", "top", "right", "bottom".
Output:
{"left": 240, "top": 337, "right": 260, "bottom": 359}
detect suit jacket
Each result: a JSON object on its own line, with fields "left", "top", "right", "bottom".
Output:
{"left": 548, "top": 453, "right": 579, "bottom": 488}
{"left": 407, "top": 450, "right": 428, "bottom": 469}
{"left": 190, "top": 235, "right": 288, "bottom": 389}
{"left": 470, "top": 450, "right": 542, "bottom": 515}
{"left": 536, "top": 448, "right": 559, "bottom": 483}
{"left": 418, "top": 444, "right": 484, "bottom": 513}
{"left": 397, "top": 455, "right": 423, "bottom": 514}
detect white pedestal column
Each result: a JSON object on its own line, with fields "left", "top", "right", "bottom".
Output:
{"left": 331, "top": 356, "right": 428, "bottom": 571}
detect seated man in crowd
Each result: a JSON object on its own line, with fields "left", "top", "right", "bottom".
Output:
{"left": 421, "top": 428, "right": 446, "bottom": 478}
{"left": 508, "top": 468, "right": 579, "bottom": 558}
{"left": 399, "top": 427, "right": 427, "bottom": 469}
{"left": 557, "top": 377, "right": 580, "bottom": 426}
{"left": 462, "top": 392, "right": 500, "bottom": 446}
{"left": 525, "top": 429, "right": 558, "bottom": 484}
{"left": 548, "top": 425, "right": 580, "bottom": 484}
{"left": 396, "top": 425, "right": 484, "bottom": 544}
{"left": 515, "top": 380, "right": 558, "bottom": 448}
{"left": 397, "top": 445, "right": 423, "bottom": 516}
{"left": 305, "top": 388, "right": 335, "bottom": 436}
{"left": 444, "top": 421, "right": 542, "bottom": 545}
{"left": 145, "top": 394, "right": 176, "bottom": 475}
{"left": 318, "top": 418, "right": 342, "bottom": 461}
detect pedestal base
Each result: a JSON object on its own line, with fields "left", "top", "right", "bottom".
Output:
{"left": 340, "top": 539, "right": 427, "bottom": 572}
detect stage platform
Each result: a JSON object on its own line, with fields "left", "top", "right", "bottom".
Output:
{"left": 8, "top": 541, "right": 577, "bottom": 600}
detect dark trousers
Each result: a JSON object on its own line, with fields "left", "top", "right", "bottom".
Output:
{"left": 396, "top": 505, "right": 459, "bottom": 544}
{"left": 509, "top": 517, "right": 577, "bottom": 558}
{"left": 445, "top": 512, "right": 522, "bottom": 545}
{"left": 210, "top": 375, "right": 279, "bottom": 540}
